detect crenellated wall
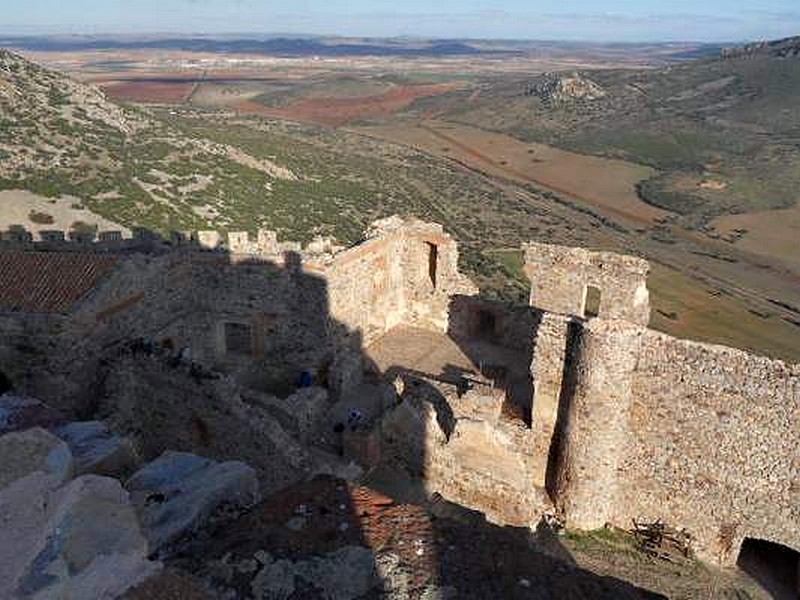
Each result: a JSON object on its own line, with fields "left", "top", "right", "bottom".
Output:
{"left": 0, "top": 216, "right": 475, "bottom": 404}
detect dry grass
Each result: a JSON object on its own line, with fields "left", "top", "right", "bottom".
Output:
{"left": 711, "top": 204, "right": 800, "bottom": 273}
{"left": 357, "top": 121, "right": 668, "bottom": 224}
{"left": 649, "top": 263, "right": 800, "bottom": 363}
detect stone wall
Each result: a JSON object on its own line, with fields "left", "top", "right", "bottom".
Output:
{"left": 380, "top": 377, "right": 551, "bottom": 527}
{"left": 529, "top": 312, "right": 574, "bottom": 488}
{"left": 553, "top": 319, "right": 800, "bottom": 565}
{"left": 1, "top": 216, "right": 475, "bottom": 405}
{"left": 523, "top": 243, "right": 649, "bottom": 325}
{"left": 7, "top": 219, "right": 797, "bottom": 575}
{"left": 623, "top": 331, "right": 800, "bottom": 564}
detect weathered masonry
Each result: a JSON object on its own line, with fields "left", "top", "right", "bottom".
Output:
{"left": 0, "top": 217, "right": 797, "bottom": 586}
{"left": 522, "top": 243, "right": 799, "bottom": 578}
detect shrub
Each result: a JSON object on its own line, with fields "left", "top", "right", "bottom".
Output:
{"left": 28, "top": 210, "right": 55, "bottom": 224}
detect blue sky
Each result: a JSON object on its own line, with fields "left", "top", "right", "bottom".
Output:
{"left": 1, "top": 0, "right": 799, "bottom": 42}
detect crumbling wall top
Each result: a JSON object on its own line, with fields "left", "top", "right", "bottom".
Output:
{"left": 365, "top": 216, "right": 447, "bottom": 241}
{"left": 523, "top": 242, "right": 650, "bottom": 325}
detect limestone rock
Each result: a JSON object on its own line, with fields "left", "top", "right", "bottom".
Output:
{"left": 0, "top": 427, "right": 73, "bottom": 490}
{"left": 55, "top": 421, "right": 137, "bottom": 477}
{"left": 251, "top": 546, "right": 377, "bottom": 600}
{"left": 0, "top": 473, "right": 60, "bottom": 598}
{"left": 525, "top": 72, "right": 606, "bottom": 105}
{"left": 126, "top": 452, "right": 260, "bottom": 553}
{"left": 0, "top": 395, "right": 65, "bottom": 435}
{"left": 0, "top": 475, "right": 160, "bottom": 600}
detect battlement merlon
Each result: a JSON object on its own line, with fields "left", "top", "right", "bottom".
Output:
{"left": 523, "top": 242, "right": 650, "bottom": 326}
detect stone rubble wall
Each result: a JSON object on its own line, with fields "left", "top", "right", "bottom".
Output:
{"left": 554, "top": 319, "right": 800, "bottom": 565}
{"left": 529, "top": 312, "right": 574, "bottom": 488}
{"left": 621, "top": 330, "right": 800, "bottom": 564}
{"left": 380, "top": 379, "right": 550, "bottom": 528}
{"left": 550, "top": 319, "right": 644, "bottom": 528}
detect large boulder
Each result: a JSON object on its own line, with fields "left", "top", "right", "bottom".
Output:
{"left": 0, "top": 427, "right": 73, "bottom": 490}
{"left": 0, "top": 475, "right": 160, "bottom": 599}
{"left": 126, "top": 452, "right": 260, "bottom": 554}
{"left": 0, "top": 395, "right": 65, "bottom": 435}
{"left": 55, "top": 421, "right": 137, "bottom": 478}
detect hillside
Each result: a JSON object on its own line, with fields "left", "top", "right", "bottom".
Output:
{"left": 435, "top": 46, "right": 800, "bottom": 229}
{"left": 721, "top": 35, "right": 800, "bottom": 59}
{"left": 0, "top": 49, "right": 305, "bottom": 234}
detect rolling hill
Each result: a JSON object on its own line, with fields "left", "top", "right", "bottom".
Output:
{"left": 433, "top": 41, "right": 800, "bottom": 228}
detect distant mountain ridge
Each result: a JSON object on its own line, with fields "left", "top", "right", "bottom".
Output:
{"left": 721, "top": 35, "right": 800, "bottom": 59}
{"left": 0, "top": 36, "right": 499, "bottom": 58}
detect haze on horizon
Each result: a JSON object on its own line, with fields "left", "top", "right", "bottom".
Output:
{"left": 1, "top": 0, "right": 799, "bottom": 43}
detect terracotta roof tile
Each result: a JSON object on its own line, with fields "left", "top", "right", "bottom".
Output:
{"left": 0, "top": 251, "right": 119, "bottom": 314}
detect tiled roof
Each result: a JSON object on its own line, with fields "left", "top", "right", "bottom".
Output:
{"left": 0, "top": 251, "right": 119, "bottom": 314}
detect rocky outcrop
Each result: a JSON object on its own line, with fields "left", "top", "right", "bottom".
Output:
{"left": 126, "top": 451, "right": 261, "bottom": 554}
{"left": 7, "top": 476, "right": 161, "bottom": 600}
{"left": 525, "top": 72, "right": 606, "bottom": 106}
{"left": 721, "top": 36, "right": 800, "bottom": 59}
{"left": 250, "top": 546, "right": 378, "bottom": 600}
{"left": 0, "top": 396, "right": 281, "bottom": 598}
{"left": 0, "top": 425, "right": 159, "bottom": 599}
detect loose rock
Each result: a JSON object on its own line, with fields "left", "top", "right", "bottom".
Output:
{"left": 126, "top": 451, "right": 260, "bottom": 553}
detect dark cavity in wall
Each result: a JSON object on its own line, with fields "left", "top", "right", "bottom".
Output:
{"left": 427, "top": 242, "right": 438, "bottom": 289}
{"left": 224, "top": 321, "right": 253, "bottom": 356}
{"left": 737, "top": 537, "right": 800, "bottom": 600}
{"left": 0, "top": 370, "right": 12, "bottom": 395}
{"left": 545, "top": 318, "right": 583, "bottom": 503}
{"left": 477, "top": 309, "right": 497, "bottom": 339}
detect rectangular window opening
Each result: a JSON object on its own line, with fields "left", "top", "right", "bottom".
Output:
{"left": 583, "top": 285, "right": 602, "bottom": 319}
{"left": 224, "top": 322, "right": 252, "bottom": 356}
{"left": 427, "top": 242, "right": 438, "bottom": 289}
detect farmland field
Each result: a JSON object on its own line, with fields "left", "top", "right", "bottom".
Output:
{"left": 356, "top": 121, "right": 666, "bottom": 224}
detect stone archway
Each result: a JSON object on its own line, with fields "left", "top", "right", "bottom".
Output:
{"left": 737, "top": 537, "right": 800, "bottom": 600}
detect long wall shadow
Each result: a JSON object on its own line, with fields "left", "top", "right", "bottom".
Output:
{"left": 445, "top": 294, "right": 540, "bottom": 426}
{"left": 1, "top": 227, "right": 666, "bottom": 599}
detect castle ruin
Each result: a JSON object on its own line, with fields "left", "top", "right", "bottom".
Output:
{"left": 0, "top": 217, "right": 797, "bottom": 591}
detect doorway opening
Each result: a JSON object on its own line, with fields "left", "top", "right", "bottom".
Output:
{"left": 224, "top": 322, "right": 253, "bottom": 356}
{"left": 0, "top": 370, "right": 12, "bottom": 395}
{"left": 737, "top": 537, "right": 799, "bottom": 600}
{"left": 476, "top": 309, "right": 497, "bottom": 339}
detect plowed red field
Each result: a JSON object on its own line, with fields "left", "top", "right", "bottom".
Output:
{"left": 234, "top": 83, "right": 460, "bottom": 126}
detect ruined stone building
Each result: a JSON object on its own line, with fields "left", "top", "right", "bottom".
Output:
{"left": 0, "top": 216, "right": 797, "bottom": 591}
